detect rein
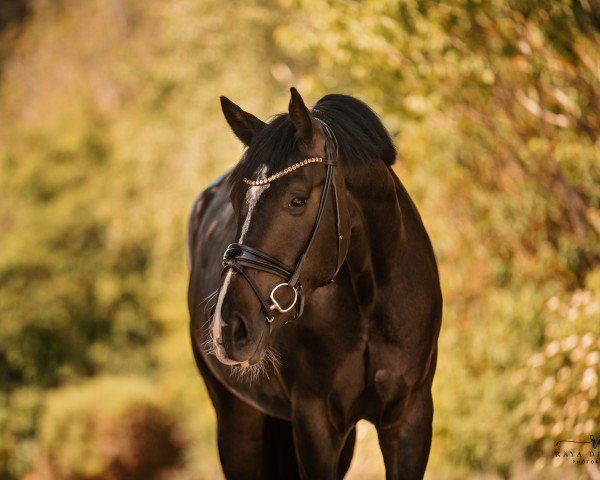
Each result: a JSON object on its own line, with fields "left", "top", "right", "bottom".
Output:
{"left": 222, "top": 119, "right": 343, "bottom": 327}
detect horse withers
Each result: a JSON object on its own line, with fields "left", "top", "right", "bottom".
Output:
{"left": 187, "top": 88, "right": 442, "bottom": 480}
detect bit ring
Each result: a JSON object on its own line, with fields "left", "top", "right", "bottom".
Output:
{"left": 269, "top": 283, "right": 298, "bottom": 313}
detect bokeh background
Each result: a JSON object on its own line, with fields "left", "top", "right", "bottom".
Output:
{"left": 0, "top": 1, "right": 599, "bottom": 479}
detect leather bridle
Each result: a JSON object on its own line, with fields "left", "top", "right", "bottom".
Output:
{"left": 222, "top": 119, "right": 343, "bottom": 327}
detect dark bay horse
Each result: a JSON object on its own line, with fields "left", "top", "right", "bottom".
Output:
{"left": 187, "top": 88, "right": 442, "bottom": 479}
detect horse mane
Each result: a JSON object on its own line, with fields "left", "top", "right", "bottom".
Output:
{"left": 228, "top": 94, "right": 396, "bottom": 194}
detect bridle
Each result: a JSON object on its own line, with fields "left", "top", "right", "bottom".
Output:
{"left": 221, "top": 119, "right": 343, "bottom": 327}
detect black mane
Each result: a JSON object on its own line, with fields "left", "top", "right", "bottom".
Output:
{"left": 228, "top": 94, "right": 396, "bottom": 192}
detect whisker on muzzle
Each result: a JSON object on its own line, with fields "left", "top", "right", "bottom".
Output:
{"left": 198, "top": 289, "right": 218, "bottom": 332}
{"left": 228, "top": 346, "right": 282, "bottom": 385}
{"left": 202, "top": 335, "right": 217, "bottom": 357}
{"left": 201, "top": 295, "right": 219, "bottom": 357}
{"left": 201, "top": 289, "right": 219, "bottom": 313}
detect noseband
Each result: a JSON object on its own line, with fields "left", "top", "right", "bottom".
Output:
{"left": 222, "top": 120, "right": 343, "bottom": 326}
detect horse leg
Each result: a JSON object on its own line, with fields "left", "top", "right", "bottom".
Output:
{"left": 338, "top": 426, "right": 356, "bottom": 480}
{"left": 215, "top": 394, "right": 270, "bottom": 480}
{"left": 212, "top": 379, "right": 302, "bottom": 479}
{"left": 291, "top": 397, "right": 347, "bottom": 480}
{"left": 376, "top": 389, "right": 434, "bottom": 480}
{"left": 191, "top": 341, "right": 268, "bottom": 479}
{"left": 263, "top": 416, "right": 301, "bottom": 480}
{"left": 216, "top": 393, "right": 302, "bottom": 480}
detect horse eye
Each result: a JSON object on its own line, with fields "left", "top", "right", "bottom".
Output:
{"left": 289, "top": 197, "right": 306, "bottom": 208}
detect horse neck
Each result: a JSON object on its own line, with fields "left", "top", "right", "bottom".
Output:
{"left": 343, "top": 162, "right": 438, "bottom": 307}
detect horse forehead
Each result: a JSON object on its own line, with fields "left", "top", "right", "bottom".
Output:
{"left": 241, "top": 165, "right": 269, "bottom": 207}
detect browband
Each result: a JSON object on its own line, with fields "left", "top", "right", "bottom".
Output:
{"left": 243, "top": 157, "right": 327, "bottom": 186}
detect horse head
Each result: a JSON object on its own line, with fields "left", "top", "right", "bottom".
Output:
{"left": 211, "top": 88, "right": 350, "bottom": 366}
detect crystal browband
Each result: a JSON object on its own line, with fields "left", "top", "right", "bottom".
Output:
{"left": 243, "top": 157, "right": 325, "bottom": 186}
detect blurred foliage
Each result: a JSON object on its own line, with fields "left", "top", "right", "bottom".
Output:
{"left": 524, "top": 272, "right": 600, "bottom": 472}
{"left": 32, "top": 376, "right": 184, "bottom": 479}
{"left": 0, "top": 0, "right": 598, "bottom": 479}
{"left": 0, "top": 111, "right": 160, "bottom": 390}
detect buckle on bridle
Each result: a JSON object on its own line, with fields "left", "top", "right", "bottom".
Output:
{"left": 269, "top": 283, "right": 298, "bottom": 314}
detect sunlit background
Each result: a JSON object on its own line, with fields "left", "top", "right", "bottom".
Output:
{"left": 0, "top": 1, "right": 599, "bottom": 479}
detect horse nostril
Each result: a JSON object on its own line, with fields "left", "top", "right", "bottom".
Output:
{"left": 232, "top": 312, "right": 249, "bottom": 344}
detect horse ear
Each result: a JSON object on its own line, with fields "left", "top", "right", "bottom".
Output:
{"left": 220, "top": 96, "right": 266, "bottom": 146}
{"left": 288, "top": 87, "right": 318, "bottom": 146}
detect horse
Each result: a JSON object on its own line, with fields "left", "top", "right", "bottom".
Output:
{"left": 187, "top": 87, "right": 442, "bottom": 480}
